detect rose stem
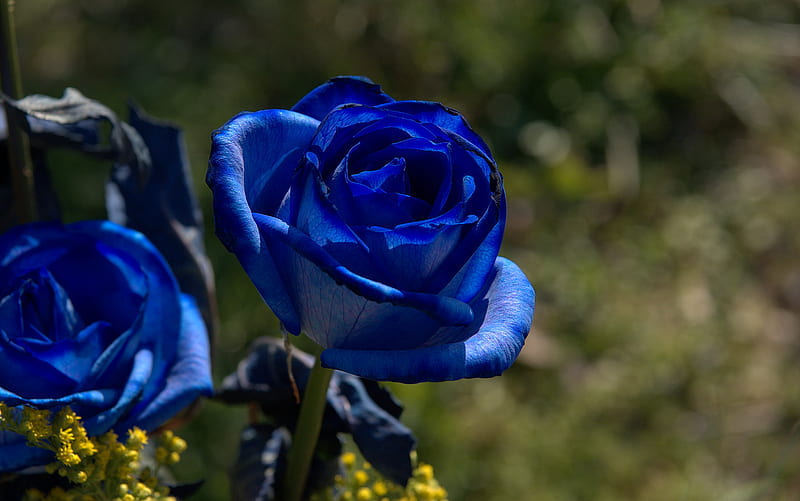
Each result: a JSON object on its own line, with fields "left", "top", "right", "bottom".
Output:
{"left": 284, "top": 345, "right": 334, "bottom": 501}
{"left": 1, "top": 0, "right": 37, "bottom": 223}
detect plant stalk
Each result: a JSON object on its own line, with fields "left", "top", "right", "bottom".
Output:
{"left": 1, "top": 0, "right": 36, "bottom": 223}
{"left": 284, "top": 347, "right": 334, "bottom": 501}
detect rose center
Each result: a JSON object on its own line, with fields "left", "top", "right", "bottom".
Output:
{"left": 17, "top": 269, "right": 85, "bottom": 343}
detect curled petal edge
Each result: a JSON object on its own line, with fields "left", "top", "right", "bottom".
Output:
{"left": 320, "top": 257, "right": 534, "bottom": 383}
{"left": 252, "top": 213, "right": 474, "bottom": 328}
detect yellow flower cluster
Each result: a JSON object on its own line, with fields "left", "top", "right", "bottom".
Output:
{"left": 312, "top": 451, "right": 448, "bottom": 501}
{"left": 0, "top": 404, "right": 184, "bottom": 501}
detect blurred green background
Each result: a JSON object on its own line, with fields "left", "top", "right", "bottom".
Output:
{"left": 13, "top": 0, "right": 800, "bottom": 500}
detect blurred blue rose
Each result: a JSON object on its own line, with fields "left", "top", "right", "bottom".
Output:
{"left": 207, "top": 76, "right": 534, "bottom": 383}
{"left": 0, "top": 221, "right": 213, "bottom": 471}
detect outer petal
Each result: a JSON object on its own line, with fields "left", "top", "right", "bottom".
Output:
{"left": 320, "top": 257, "right": 535, "bottom": 383}
{"left": 207, "top": 110, "right": 320, "bottom": 334}
{"left": 116, "top": 294, "right": 213, "bottom": 431}
{"left": 291, "top": 76, "right": 395, "bottom": 121}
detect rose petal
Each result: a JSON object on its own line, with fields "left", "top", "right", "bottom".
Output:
{"left": 355, "top": 221, "right": 470, "bottom": 292}
{"left": 377, "top": 101, "right": 494, "bottom": 160}
{"left": 328, "top": 155, "right": 431, "bottom": 228}
{"left": 276, "top": 164, "right": 382, "bottom": 282}
{"left": 350, "top": 157, "right": 408, "bottom": 192}
{"left": 0, "top": 224, "right": 72, "bottom": 277}
{"left": 15, "top": 320, "right": 112, "bottom": 385}
{"left": 0, "top": 224, "right": 149, "bottom": 333}
{"left": 320, "top": 257, "right": 535, "bottom": 382}
{"left": 71, "top": 221, "right": 182, "bottom": 408}
{"left": 291, "top": 76, "right": 395, "bottom": 121}
{"left": 116, "top": 293, "right": 212, "bottom": 431}
{"left": 207, "top": 110, "right": 321, "bottom": 334}
{"left": 0, "top": 432, "right": 53, "bottom": 472}
{"left": 37, "top": 270, "right": 83, "bottom": 342}
{"left": 252, "top": 213, "right": 474, "bottom": 330}
{"left": 309, "top": 107, "right": 438, "bottom": 179}
{"left": 83, "top": 347, "right": 153, "bottom": 433}
{"left": 347, "top": 137, "right": 453, "bottom": 209}
{"left": 0, "top": 385, "right": 121, "bottom": 412}
{"left": 424, "top": 191, "right": 505, "bottom": 301}
{"left": 49, "top": 247, "right": 142, "bottom": 332}
{"left": 0, "top": 313, "right": 80, "bottom": 397}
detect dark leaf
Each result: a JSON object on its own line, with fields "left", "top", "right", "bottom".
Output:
{"left": 106, "top": 102, "right": 216, "bottom": 336}
{"left": 215, "top": 337, "right": 345, "bottom": 431}
{"left": 2, "top": 88, "right": 151, "bottom": 179}
{"left": 360, "top": 379, "right": 404, "bottom": 420}
{"left": 1, "top": 88, "right": 151, "bottom": 233}
{"left": 218, "top": 337, "right": 416, "bottom": 485}
{"left": 337, "top": 377, "right": 416, "bottom": 485}
{"left": 231, "top": 424, "right": 341, "bottom": 501}
{"left": 230, "top": 424, "right": 289, "bottom": 501}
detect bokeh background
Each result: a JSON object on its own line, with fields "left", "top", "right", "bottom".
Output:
{"left": 13, "top": 1, "right": 800, "bottom": 500}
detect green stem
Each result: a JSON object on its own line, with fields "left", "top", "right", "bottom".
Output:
{"left": 284, "top": 347, "right": 334, "bottom": 501}
{"left": 1, "top": 0, "right": 37, "bottom": 223}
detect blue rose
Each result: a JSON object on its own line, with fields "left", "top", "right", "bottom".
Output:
{"left": 207, "top": 76, "right": 534, "bottom": 383}
{"left": 0, "top": 221, "right": 213, "bottom": 471}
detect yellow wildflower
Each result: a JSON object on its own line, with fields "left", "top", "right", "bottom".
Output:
{"left": 341, "top": 452, "right": 357, "bottom": 468}
{"left": 354, "top": 469, "right": 369, "bottom": 486}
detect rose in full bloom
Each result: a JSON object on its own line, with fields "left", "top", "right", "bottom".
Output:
{"left": 207, "top": 76, "right": 534, "bottom": 383}
{"left": 0, "top": 221, "right": 213, "bottom": 471}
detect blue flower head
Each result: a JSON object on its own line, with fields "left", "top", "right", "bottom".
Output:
{"left": 207, "top": 76, "right": 534, "bottom": 383}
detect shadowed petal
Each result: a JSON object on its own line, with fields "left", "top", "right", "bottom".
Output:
{"left": 320, "top": 257, "right": 534, "bottom": 383}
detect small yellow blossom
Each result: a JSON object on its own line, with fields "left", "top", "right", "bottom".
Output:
{"left": 354, "top": 469, "right": 369, "bottom": 486}
{"left": 416, "top": 464, "right": 434, "bottom": 483}
{"left": 1, "top": 406, "right": 183, "bottom": 501}
{"left": 342, "top": 452, "right": 357, "bottom": 468}
{"left": 311, "top": 450, "right": 448, "bottom": 501}
{"left": 170, "top": 436, "right": 187, "bottom": 453}
{"left": 127, "top": 427, "right": 148, "bottom": 449}
{"left": 373, "top": 481, "right": 388, "bottom": 496}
